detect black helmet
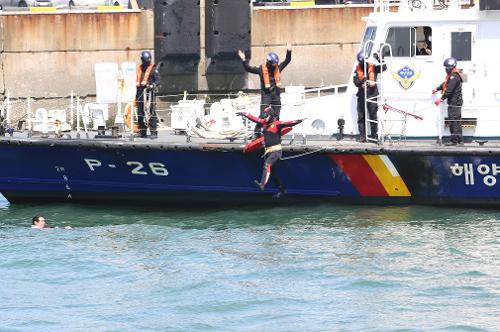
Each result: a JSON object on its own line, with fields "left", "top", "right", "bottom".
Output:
{"left": 140, "top": 50, "right": 152, "bottom": 64}
{"left": 262, "top": 105, "right": 276, "bottom": 123}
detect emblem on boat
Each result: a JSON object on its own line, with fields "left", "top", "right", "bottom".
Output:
{"left": 391, "top": 66, "right": 421, "bottom": 90}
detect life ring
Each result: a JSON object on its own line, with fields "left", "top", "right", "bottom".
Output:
{"left": 124, "top": 101, "right": 139, "bottom": 133}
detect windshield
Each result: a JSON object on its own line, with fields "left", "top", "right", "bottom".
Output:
{"left": 360, "top": 26, "right": 377, "bottom": 56}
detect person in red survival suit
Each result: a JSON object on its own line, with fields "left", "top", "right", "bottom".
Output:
{"left": 237, "top": 107, "right": 303, "bottom": 199}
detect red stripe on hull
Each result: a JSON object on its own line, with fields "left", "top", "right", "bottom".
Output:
{"left": 329, "top": 154, "right": 388, "bottom": 196}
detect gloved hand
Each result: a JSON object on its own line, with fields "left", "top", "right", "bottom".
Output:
{"left": 431, "top": 89, "right": 438, "bottom": 94}
{"left": 237, "top": 49, "right": 246, "bottom": 61}
{"left": 146, "top": 84, "right": 155, "bottom": 91}
{"left": 235, "top": 112, "right": 245, "bottom": 116}
{"left": 434, "top": 99, "right": 443, "bottom": 106}
{"left": 373, "top": 52, "right": 380, "bottom": 61}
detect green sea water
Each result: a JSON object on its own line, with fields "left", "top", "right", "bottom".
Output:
{"left": 0, "top": 194, "right": 499, "bottom": 331}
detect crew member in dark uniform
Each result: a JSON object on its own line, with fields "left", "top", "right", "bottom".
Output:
{"left": 237, "top": 44, "right": 292, "bottom": 137}
{"left": 237, "top": 107, "right": 303, "bottom": 199}
{"left": 353, "top": 51, "right": 386, "bottom": 142}
{"left": 433, "top": 57, "right": 463, "bottom": 146}
{"left": 136, "top": 50, "right": 160, "bottom": 138}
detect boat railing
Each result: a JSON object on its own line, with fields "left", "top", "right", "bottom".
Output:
{"left": 0, "top": 90, "right": 496, "bottom": 144}
{"left": 303, "top": 84, "right": 349, "bottom": 99}
{"left": 0, "top": 91, "right": 265, "bottom": 140}
{"left": 0, "top": 94, "right": 10, "bottom": 128}
{"left": 374, "top": 0, "right": 472, "bottom": 13}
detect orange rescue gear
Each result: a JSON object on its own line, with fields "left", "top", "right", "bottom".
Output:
{"left": 355, "top": 63, "right": 376, "bottom": 87}
{"left": 136, "top": 63, "right": 154, "bottom": 87}
{"left": 261, "top": 64, "right": 282, "bottom": 89}
{"left": 124, "top": 101, "right": 139, "bottom": 133}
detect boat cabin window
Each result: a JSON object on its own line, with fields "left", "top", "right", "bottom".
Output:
{"left": 417, "top": 27, "right": 432, "bottom": 56}
{"left": 360, "top": 26, "right": 377, "bottom": 55}
{"left": 451, "top": 31, "right": 471, "bottom": 61}
{"left": 383, "top": 26, "right": 432, "bottom": 57}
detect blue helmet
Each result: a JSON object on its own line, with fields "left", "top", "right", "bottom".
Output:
{"left": 266, "top": 52, "right": 279, "bottom": 65}
{"left": 140, "top": 50, "right": 152, "bottom": 64}
{"left": 443, "top": 57, "right": 457, "bottom": 72}
{"left": 357, "top": 51, "right": 365, "bottom": 63}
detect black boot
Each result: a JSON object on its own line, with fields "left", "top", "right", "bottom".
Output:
{"left": 273, "top": 188, "right": 287, "bottom": 199}
{"left": 254, "top": 180, "right": 264, "bottom": 191}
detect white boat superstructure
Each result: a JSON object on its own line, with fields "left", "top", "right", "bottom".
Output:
{"left": 279, "top": 0, "right": 500, "bottom": 143}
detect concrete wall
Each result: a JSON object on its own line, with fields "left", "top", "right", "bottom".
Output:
{"left": 0, "top": 6, "right": 370, "bottom": 98}
{"left": 0, "top": 10, "right": 154, "bottom": 98}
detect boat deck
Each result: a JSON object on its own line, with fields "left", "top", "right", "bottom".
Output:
{"left": 2, "top": 129, "right": 500, "bottom": 156}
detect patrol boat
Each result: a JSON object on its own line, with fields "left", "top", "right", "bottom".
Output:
{"left": 2, "top": 0, "right": 500, "bottom": 206}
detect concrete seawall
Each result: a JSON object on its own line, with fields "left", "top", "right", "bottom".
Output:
{"left": 0, "top": 6, "right": 371, "bottom": 98}
{"left": 0, "top": 10, "right": 154, "bottom": 98}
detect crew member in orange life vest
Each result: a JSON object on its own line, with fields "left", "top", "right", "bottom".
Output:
{"left": 432, "top": 57, "right": 463, "bottom": 146}
{"left": 238, "top": 44, "right": 292, "bottom": 137}
{"left": 136, "top": 50, "right": 160, "bottom": 138}
{"left": 353, "top": 51, "right": 386, "bottom": 142}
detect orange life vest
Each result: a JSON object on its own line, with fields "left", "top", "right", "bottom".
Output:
{"left": 261, "top": 64, "right": 281, "bottom": 89}
{"left": 136, "top": 64, "right": 154, "bottom": 87}
{"left": 355, "top": 63, "right": 375, "bottom": 84}
{"left": 442, "top": 67, "right": 461, "bottom": 94}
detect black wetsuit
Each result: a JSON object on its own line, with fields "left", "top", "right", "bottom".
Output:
{"left": 436, "top": 70, "right": 463, "bottom": 144}
{"left": 136, "top": 63, "right": 160, "bottom": 138}
{"left": 240, "top": 50, "right": 292, "bottom": 135}
{"left": 353, "top": 62, "right": 387, "bottom": 140}
{"left": 240, "top": 112, "right": 302, "bottom": 195}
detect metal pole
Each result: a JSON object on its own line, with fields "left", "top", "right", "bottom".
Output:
{"left": 76, "top": 96, "right": 81, "bottom": 138}
{"left": 116, "top": 70, "right": 124, "bottom": 131}
{"left": 70, "top": 91, "right": 74, "bottom": 128}
{"left": 130, "top": 96, "right": 134, "bottom": 139}
{"left": 27, "top": 97, "right": 32, "bottom": 137}
{"left": 437, "top": 102, "right": 443, "bottom": 144}
{"left": 6, "top": 92, "right": 10, "bottom": 127}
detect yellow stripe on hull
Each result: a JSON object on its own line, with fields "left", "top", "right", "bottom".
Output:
{"left": 363, "top": 155, "right": 411, "bottom": 197}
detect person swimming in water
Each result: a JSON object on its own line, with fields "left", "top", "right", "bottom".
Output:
{"left": 31, "top": 215, "right": 71, "bottom": 229}
{"left": 32, "top": 215, "right": 51, "bottom": 228}
{"left": 237, "top": 106, "right": 303, "bottom": 198}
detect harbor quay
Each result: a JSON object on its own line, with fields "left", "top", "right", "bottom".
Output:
{"left": 0, "top": 4, "right": 370, "bottom": 101}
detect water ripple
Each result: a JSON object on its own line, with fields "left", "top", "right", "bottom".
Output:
{"left": 0, "top": 196, "right": 499, "bottom": 330}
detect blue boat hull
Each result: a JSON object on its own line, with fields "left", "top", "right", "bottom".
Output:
{"left": 2, "top": 139, "right": 500, "bottom": 206}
